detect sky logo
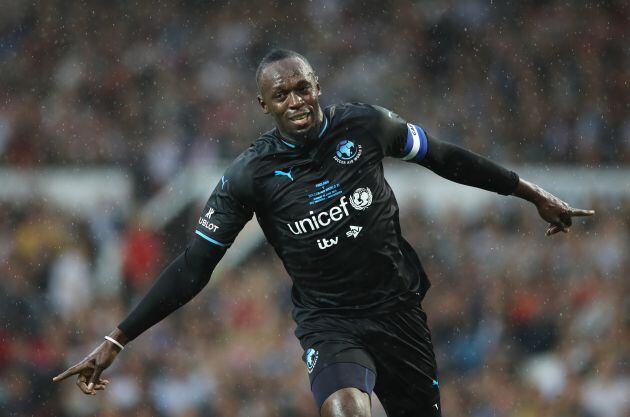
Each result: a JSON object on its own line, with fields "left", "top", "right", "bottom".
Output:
{"left": 346, "top": 225, "right": 362, "bottom": 238}
{"left": 274, "top": 168, "right": 293, "bottom": 181}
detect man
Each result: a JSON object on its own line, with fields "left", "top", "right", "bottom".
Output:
{"left": 53, "top": 49, "right": 594, "bottom": 416}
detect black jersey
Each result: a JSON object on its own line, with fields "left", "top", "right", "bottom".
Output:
{"left": 195, "top": 103, "right": 432, "bottom": 324}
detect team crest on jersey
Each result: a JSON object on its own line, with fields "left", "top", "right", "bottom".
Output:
{"left": 305, "top": 348, "right": 319, "bottom": 373}
{"left": 334, "top": 139, "right": 362, "bottom": 164}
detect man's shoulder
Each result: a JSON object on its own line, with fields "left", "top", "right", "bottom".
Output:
{"left": 329, "top": 102, "right": 379, "bottom": 119}
{"left": 221, "top": 133, "right": 279, "bottom": 198}
{"left": 231, "top": 130, "right": 281, "bottom": 167}
{"left": 328, "top": 102, "right": 394, "bottom": 128}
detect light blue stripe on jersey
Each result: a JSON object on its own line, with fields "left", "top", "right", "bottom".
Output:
{"left": 195, "top": 230, "right": 229, "bottom": 247}
{"left": 280, "top": 139, "right": 296, "bottom": 148}
{"left": 402, "top": 123, "right": 428, "bottom": 162}
{"left": 318, "top": 116, "right": 329, "bottom": 138}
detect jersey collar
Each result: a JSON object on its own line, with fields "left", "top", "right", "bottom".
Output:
{"left": 277, "top": 113, "right": 329, "bottom": 149}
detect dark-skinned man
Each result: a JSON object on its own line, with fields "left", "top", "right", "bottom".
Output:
{"left": 53, "top": 49, "right": 594, "bottom": 417}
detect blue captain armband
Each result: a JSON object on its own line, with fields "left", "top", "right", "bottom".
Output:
{"left": 401, "top": 123, "right": 428, "bottom": 163}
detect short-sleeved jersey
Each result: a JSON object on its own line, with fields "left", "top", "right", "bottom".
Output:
{"left": 195, "top": 103, "right": 431, "bottom": 325}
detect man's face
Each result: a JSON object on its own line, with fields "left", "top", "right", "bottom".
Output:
{"left": 257, "top": 57, "right": 323, "bottom": 142}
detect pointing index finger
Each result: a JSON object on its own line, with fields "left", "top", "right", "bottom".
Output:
{"left": 570, "top": 208, "right": 595, "bottom": 217}
{"left": 52, "top": 363, "right": 85, "bottom": 382}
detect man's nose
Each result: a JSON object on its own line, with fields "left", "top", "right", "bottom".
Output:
{"left": 287, "top": 91, "right": 304, "bottom": 108}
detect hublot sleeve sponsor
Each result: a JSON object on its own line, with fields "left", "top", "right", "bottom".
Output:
{"left": 194, "top": 150, "right": 256, "bottom": 248}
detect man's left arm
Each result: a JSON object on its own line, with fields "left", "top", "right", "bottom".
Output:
{"left": 420, "top": 135, "right": 595, "bottom": 236}
{"left": 366, "top": 104, "right": 594, "bottom": 235}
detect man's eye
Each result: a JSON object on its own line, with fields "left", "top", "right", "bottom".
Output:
{"left": 274, "top": 93, "right": 286, "bottom": 100}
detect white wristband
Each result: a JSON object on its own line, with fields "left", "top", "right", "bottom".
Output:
{"left": 104, "top": 336, "right": 125, "bottom": 351}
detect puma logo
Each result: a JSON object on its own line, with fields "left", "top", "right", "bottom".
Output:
{"left": 274, "top": 168, "right": 293, "bottom": 181}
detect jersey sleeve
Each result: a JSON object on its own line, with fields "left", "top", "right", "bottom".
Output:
{"left": 369, "top": 105, "right": 429, "bottom": 163}
{"left": 194, "top": 152, "right": 255, "bottom": 248}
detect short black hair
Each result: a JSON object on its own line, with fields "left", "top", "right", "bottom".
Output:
{"left": 255, "top": 49, "right": 313, "bottom": 92}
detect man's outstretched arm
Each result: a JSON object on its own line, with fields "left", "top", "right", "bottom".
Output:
{"left": 510, "top": 178, "right": 595, "bottom": 235}
{"left": 420, "top": 135, "right": 594, "bottom": 235}
{"left": 117, "top": 237, "right": 224, "bottom": 341}
{"left": 420, "top": 135, "right": 520, "bottom": 195}
{"left": 52, "top": 236, "right": 224, "bottom": 394}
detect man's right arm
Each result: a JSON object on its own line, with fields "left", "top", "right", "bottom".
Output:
{"left": 53, "top": 149, "right": 257, "bottom": 394}
{"left": 115, "top": 236, "right": 225, "bottom": 342}
{"left": 118, "top": 149, "right": 257, "bottom": 342}
{"left": 52, "top": 237, "right": 226, "bottom": 394}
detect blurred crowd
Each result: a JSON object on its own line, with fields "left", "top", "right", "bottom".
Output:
{"left": 1, "top": 0, "right": 628, "bottom": 190}
{"left": 1, "top": 195, "right": 628, "bottom": 417}
{"left": 1, "top": 0, "right": 629, "bottom": 416}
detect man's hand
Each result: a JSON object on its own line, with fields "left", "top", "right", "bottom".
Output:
{"left": 52, "top": 329, "right": 128, "bottom": 395}
{"left": 535, "top": 192, "right": 595, "bottom": 236}
{"left": 512, "top": 179, "right": 595, "bottom": 236}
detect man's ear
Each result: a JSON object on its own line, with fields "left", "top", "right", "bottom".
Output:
{"left": 257, "top": 95, "right": 269, "bottom": 114}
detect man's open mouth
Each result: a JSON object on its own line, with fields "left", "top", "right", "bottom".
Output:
{"left": 288, "top": 111, "right": 311, "bottom": 128}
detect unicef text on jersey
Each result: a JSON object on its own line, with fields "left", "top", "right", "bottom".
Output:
{"left": 287, "top": 196, "right": 350, "bottom": 235}
{"left": 286, "top": 188, "right": 373, "bottom": 235}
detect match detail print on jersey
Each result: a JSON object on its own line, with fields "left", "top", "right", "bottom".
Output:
{"left": 402, "top": 123, "right": 428, "bottom": 162}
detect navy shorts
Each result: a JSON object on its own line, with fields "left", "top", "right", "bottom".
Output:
{"left": 297, "top": 304, "right": 441, "bottom": 416}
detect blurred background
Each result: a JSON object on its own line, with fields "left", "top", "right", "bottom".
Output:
{"left": 1, "top": 0, "right": 628, "bottom": 416}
